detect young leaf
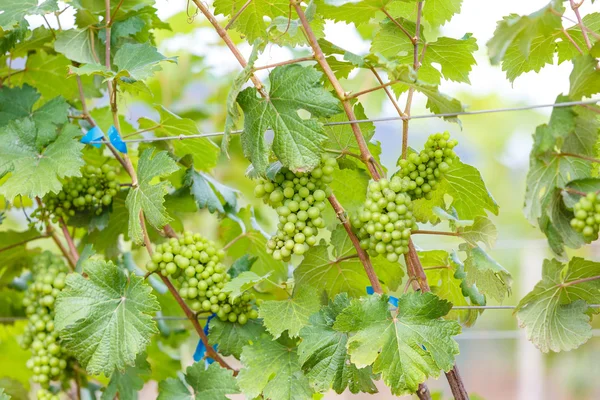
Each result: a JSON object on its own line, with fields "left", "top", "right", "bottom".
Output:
{"left": 516, "top": 257, "right": 600, "bottom": 352}
{"left": 426, "top": 35, "right": 478, "bottom": 84}
{"left": 114, "top": 42, "right": 177, "bottom": 81}
{"left": 222, "top": 271, "right": 271, "bottom": 301}
{"left": 0, "top": 120, "right": 84, "bottom": 201}
{"left": 237, "top": 65, "right": 342, "bottom": 175}
{"left": 101, "top": 354, "right": 151, "bottom": 400}
{"left": 459, "top": 216, "right": 498, "bottom": 249}
{"left": 462, "top": 245, "right": 512, "bottom": 303}
{"left": 0, "top": 0, "right": 58, "bottom": 30}
{"left": 237, "top": 335, "right": 314, "bottom": 400}
{"left": 208, "top": 318, "right": 266, "bottom": 359}
{"left": 54, "top": 260, "right": 159, "bottom": 375}
{"left": 138, "top": 106, "right": 219, "bottom": 171}
{"left": 569, "top": 55, "right": 600, "bottom": 100}
{"left": 334, "top": 293, "right": 461, "bottom": 395}
{"left": 423, "top": 0, "right": 463, "bottom": 28}
{"left": 157, "top": 363, "right": 239, "bottom": 400}
{"left": 126, "top": 149, "right": 179, "bottom": 245}
{"left": 259, "top": 285, "right": 321, "bottom": 339}
{"left": 298, "top": 293, "right": 377, "bottom": 394}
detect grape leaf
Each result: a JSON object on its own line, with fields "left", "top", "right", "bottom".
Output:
{"left": 101, "top": 353, "right": 150, "bottom": 400}
{"left": 426, "top": 35, "right": 478, "bottom": 84}
{"left": 557, "top": 13, "right": 600, "bottom": 62}
{"left": 423, "top": 0, "right": 463, "bottom": 28}
{"left": 228, "top": 255, "right": 258, "bottom": 279}
{"left": 322, "top": 166, "right": 370, "bottom": 225}
{"left": 516, "top": 257, "right": 600, "bottom": 352}
{"left": 54, "top": 28, "right": 103, "bottom": 64}
{"left": 0, "top": 120, "right": 84, "bottom": 201}
{"left": 214, "top": 0, "right": 288, "bottom": 43}
{"left": 259, "top": 285, "right": 321, "bottom": 339}
{"left": 184, "top": 169, "right": 238, "bottom": 214}
{"left": 137, "top": 106, "right": 219, "bottom": 171}
{"left": 461, "top": 245, "right": 512, "bottom": 303}
{"left": 222, "top": 271, "right": 271, "bottom": 300}
{"left": 54, "top": 260, "right": 159, "bottom": 375}
{"left": 501, "top": 30, "right": 558, "bottom": 82}
{"left": 237, "top": 335, "right": 314, "bottom": 400}
{"left": 562, "top": 178, "right": 600, "bottom": 209}
{"left": 0, "top": 228, "right": 41, "bottom": 286}
{"left": 237, "top": 65, "right": 342, "bottom": 175}
{"left": 114, "top": 42, "right": 177, "bottom": 81}
{"left": 126, "top": 149, "right": 179, "bottom": 245}
{"left": 298, "top": 293, "right": 377, "bottom": 394}
{"left": 83, "top": 191, "right": 129, "bottom": 259}
{"left": 412, "top": 160, "right": 499, "bottom": 224}
{"left": 334, "top": 293, "right": 461, "bottom": 395}
{"left": 487, "top": 3, "right": 563, "bottom": 67}
{"left": 0, "top": 0, "right": 58, "bottom": 30}
{"left": 158, "top": 363, "right": 239, "bottom": 400}
{"left": 208, "top": 318, "right": 266, "bottom": 359}
{"left": 313, "top": 0, "right": 389, "bottom": 26}
{"left": 420, "top": 250, "right": 483, "bottom": 327}
{"left": 458, "top": 216, "right": 497, "bottom": 249}
{"left": 0, "top": 322, "right": 31, "bottom": 387}
{"left": 322, "top": 102, "right": 374, "bottom": 157}
{"left": 0, "top": 85, "right": 50, "bottom": 126}
{"left": 569, "top": 55, "right": 600, "bottom": 100}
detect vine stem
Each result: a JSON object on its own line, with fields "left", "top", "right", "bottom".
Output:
{"left": 95, "top": 0, "right": 233, "bottom": 372}
{"left": 253, "top": 55, "right": 315, "bottom": 71}
{"left": 222, "top": 232, "right": 249, "bottom": 251}
{"left": 35, "top": 198, "right": 77, "bottom": 270}
{"left": 370, "top": 67, "right": 407, "bottom": 119}
{"left": 412, "top": 230, "right": 460, "bottom": 237}
{"left": 328, "top": 195, "right": 383, "bottom": 293}
{"left": 0, "top": 235, "right": 48, "bottom": 253}
{"left": 59, "top": 217, "right": 80, "bottom": 261}
{"left": 191, "top": 0, "right": 267, "bottom": 97}
{"left": 570, "top": 0, "right": 592, "bottom": 50}
{"left": 346, "top": 78, "right": 403, "bottom": 99}
{"left": 558, "top": 152, "right": 600, "bottom": 164}
{"left": 561, "top": 274, "right": 600, "bottom": 287}
{"left": 291, "top": 0, "right": 381, "bottom": 181}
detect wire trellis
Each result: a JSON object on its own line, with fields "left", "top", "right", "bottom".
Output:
{"left": 88, "top": 98, "right": 600, "bottom": 145}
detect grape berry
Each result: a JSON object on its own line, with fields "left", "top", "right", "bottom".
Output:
{"left": 571, "top": 192, "right": 600, "bottom": 239}
{"left": 148, "top": 232, "right": 259, "bottom": 324}
{"left": 21, "top": 252, "right": 71, "bottom": 400}
{"left": 254, "top": 155, "right": 335, "bottom": 261}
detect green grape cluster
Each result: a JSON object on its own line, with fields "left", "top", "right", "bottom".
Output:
{"left": 254, "top": 155, "right": 336, "bottom": 261}
{"left": 396, "top": 132, "right": 458, "bottom": 200}
{"left": 570, "top": 192, "right": 600, "bottom": 239}
{"left": 351, "top": 178, "right": 418, "bottom": 262}
{"left": 147, "top": 232, "right": 259, "bottom": 324}
{"left": 41, "top": 164, "right": 120, "bottom": 221}
{"left": 21, "top": 252, "right": 70, "bottom": 398}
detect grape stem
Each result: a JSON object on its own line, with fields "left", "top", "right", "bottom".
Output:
{"left": 222, "top": 232, "right": 250, "bottom": 251}
{"left": 381, "top": 7, "right": 416, "bottom": 44}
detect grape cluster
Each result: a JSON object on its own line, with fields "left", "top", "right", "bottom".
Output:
{"left": 351, "top": 178, "right": 417, "bottom": 262}
{"left": 254, "top": 155, "right": 336, "bottom": 261}
{"left": 147, "top": 232, "right": 259, "bottom": 324}
{"left": 40, "top": 164, "right": 120, "bottom": 221}
{"left": 21, "top": 252, "right": 71, "bottom": 399}
{"left": 571, "top": 192, "right": 600, "bottom": 239}
{"left": 396, "top": 132, "right": 458, "bottom": 200}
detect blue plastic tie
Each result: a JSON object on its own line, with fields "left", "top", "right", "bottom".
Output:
{"left": 365, "top": 286, "right": 398, "bottom": 307}
{"left": 80, "top": 126, "right": 103, "bottom": 148}
{"left": 108, "top": 125, "right": 128, "bottom": 153}
{"left": 193, "top": 314, "right": 217, "bottom": 367}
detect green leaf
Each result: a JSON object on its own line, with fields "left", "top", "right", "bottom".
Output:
{"left": 562, "top": 178, "right": 600, "bottom": 209}
{"left": 298, "top": 293, "right": 377, "bottom": 394}
{"left": 459, "top": 216, "right": 498, "bottom": 249}
{"left": 55, "top": 260, "right": 159, "bottom": 375}
{"left": 334, "top": 293, "right": 461, "bottom": 395}
{"left": 426, "top": 35, "right": 478, "bottom": 84}
{"left": 0, "top": 85, "right": 66, "bottom": 127}
{"left": 158, "top": 363, "right": 239, "bottom": 400}
{"left": 214, "top": 0, "right": 288, "bottom": 43}
{"left": 223, "top": 271, "right": 270, "bottom": 301}
{"left": 557, "top": 13, "right": 600, "bottom": 62}
{"left": 322, "top": 102, "right": 374, "bottom": 158}
{"left": 208, "top": 318, "right": 266, "bottom": 359}
{"left": 413, "top": 160, "right": 499, "bottom": 224}
{"left": 569, "top": 55, "right": 600, "bottom": 100}
{"left": 114, "top": 42, "right": 177, "bottom": 81}
{"left": 237, "top": 65, "right": 342, "bottom": 175}
{"left": 0, "top": 228, "right": 41, "bottom": 286}
{"left": 229, "top": 255, "right": 258, "bottom": 278}
{"left": 323, "top": 166, "right": 370, "bottom": 224}
{"left": 0, "top": 0, "right": 58, "bottom": 30}
{"left": 101, "top": 354, "right": 151, "bottom": 400}
{"left": 501, "top": 29, "right": 557, "bottom": 82}
{"left": 516, "top": 257, "right": 600, "bottom": 352}
{"left": 84, "top": 191, "right": 129, "bottom": 259}
{"left": 223, "top": 41, "right": 262, "bottom": 155}
{"left": 462, "top": 245, "right": 512, "bottom": 303}
{"left": 0, "top": 121, "right": 84, "bottom": 201}
{"left": 313, "top": 0, "right": 389, "bottom": 26}
{"left": 138, "top": 106, "right": 219, "bottom": 171}
{"left": 423, "top": 0, "right": 463, "bottom": 28}
{"left": 0, "top": 322, "right": 31, "bottom": 387}
{"left": 487, "top": 3, "right": 562, "bottom": 67}
{"left": 259, "top": 285, "right": 321, "bottom": 339}
{"left": 185, "top": 363, "right": 239, "bottom": 400}
{"left": 54, "top": 28, "right": 103, "bottom": 64}
{"left": 184, "top": 169, "right": 238, "bottom": 214}
{"left": 238, "top": 335, "right": 314, "bottom": 400}
{"left": 420, "top": 250, "right": 483, "bottom": 327}
{"left": 126, "top": 149, "right": 179, "bottom": 245}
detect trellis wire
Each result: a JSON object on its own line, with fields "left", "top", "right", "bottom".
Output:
{"left": 88, "top": 98, "right": 600, "bottom": 144}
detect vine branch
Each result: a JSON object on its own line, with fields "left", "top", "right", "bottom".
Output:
{"left": 224, "top": 0, "right": 253, "bottom": 30}
{"left": 570, "top": 0, "right": 592, "bottom": 50}
{"left": 253, "top": 55, "right": 315, "bottom": 71}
